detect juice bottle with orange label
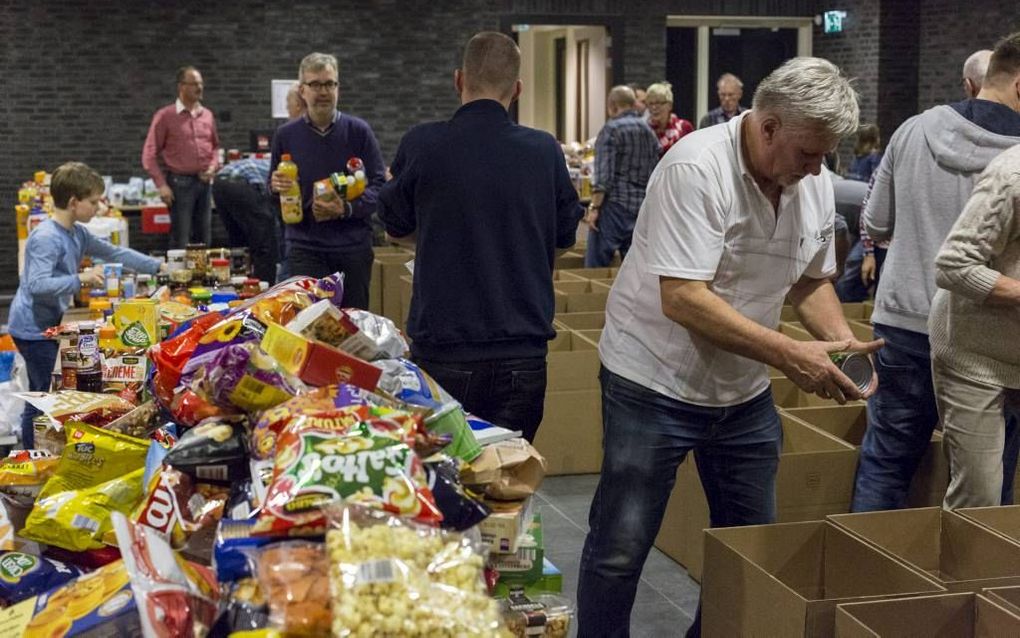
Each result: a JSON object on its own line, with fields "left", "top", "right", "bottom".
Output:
{"left": 278, "top": 154, "right": 303, "bottom": 224}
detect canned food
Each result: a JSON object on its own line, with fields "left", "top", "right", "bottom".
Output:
{"left": 830, "top": 352, "right": 873, "bottom": 392}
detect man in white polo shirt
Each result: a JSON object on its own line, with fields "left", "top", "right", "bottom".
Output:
{"left": 576, "top": 57, "right": 884, "bottom": 637}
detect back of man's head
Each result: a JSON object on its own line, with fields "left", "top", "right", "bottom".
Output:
{"left": 963, "top": 49, "right": 993, "bottom": 97}
{"left": 985, "top": 32, "right": 1020, "bottom": 88}
{"left": 608, "top": 85, "right": 636, "bottom": 110}
{"left": 462, "top": 32, "right": 520, "bottom": 100}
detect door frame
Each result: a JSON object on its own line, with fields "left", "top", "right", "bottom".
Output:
{"left": 666, "top": 15, "right": 813, "bottom": 124}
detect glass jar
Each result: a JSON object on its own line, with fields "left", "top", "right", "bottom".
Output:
{"left": 167, "top": 249, "right": 187, "bottom": 273}
{"left": 241, "top": 278, "right": 261, "bottom": 299}
{"left": 170, "top": 268, "right": 192, "bottom": 285}
{"left": 210, "top": 258, "right": 231, "bottom": 284}
{"left": 185, "top": 243, "right": 208, "bottom": 275}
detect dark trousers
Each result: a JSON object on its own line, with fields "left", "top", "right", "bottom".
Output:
{"left": 413, "top": 356, "right": 547, "bottom": 443}
{"left": 835, "top": 241, "right": 887, "bottom": 302}
{"left": 212, "top": 176, "right": 280, "bottom": 283}
{"left": 585, "top": 201, "right": 637, "bottom": 268}
{"left": 287, "top": 244, "right": 373, "bottom": 310}
{"left": 851, "top": 323, "right": 1020, "bottom": 511}
{"left": 577, "top": 368, "right": 781, "bottom": 637}
{"left": 167, "top": 173, "right": 212, "bottom": 249}
{"left": 13, "top": 338, "right": 59, "bottom": 449}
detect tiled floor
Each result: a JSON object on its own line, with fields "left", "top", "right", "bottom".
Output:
{"left": 535, "top": 474, "right": 698, "bottom": 637}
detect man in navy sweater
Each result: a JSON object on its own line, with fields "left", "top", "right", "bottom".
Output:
{"left": 379, "top": 32, "right": 583, "bottom": 442}
{"left": 270, "top": 52, "right": 386, "bottom": 309}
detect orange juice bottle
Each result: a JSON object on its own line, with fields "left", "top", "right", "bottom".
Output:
{"left": 278, "top": 154, "right": 303, "bottom": 224}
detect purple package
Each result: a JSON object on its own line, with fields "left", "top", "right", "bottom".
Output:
{"left": 193, "top": 342, "right": 305, "bottom": 412}
{"left": 314, "top": 271, "right": 345, "bottom": 307}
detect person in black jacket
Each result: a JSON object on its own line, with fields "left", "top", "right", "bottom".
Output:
{"left": 378, "top": 31, "right": 583, "bottom": 442}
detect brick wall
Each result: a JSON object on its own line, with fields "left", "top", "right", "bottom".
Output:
{"left": 1, "top": 0, "right": 823, "bottom": 294}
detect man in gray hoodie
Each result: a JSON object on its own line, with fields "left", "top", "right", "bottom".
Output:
{"left": 852, "top": 33, "right": 1020, "bottom": 512}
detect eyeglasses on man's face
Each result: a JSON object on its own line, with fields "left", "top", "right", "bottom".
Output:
{"left": 304, "top": 81, "right": 339, "bottom": 92}
{"left": 646, "top": 100, "right": 668, "bottom": 108}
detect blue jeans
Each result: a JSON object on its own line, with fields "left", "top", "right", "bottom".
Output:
{"left": 212, "top": 176, "right": 279, "bottom": 283}
{"left": 835, "top": 242, "right": 887, "bottom": 303}
{"left": 167, "top": 173, "right": 212, "bottom": 249}
{"left": 852, "top": 323, "right": 1020, "bottom": 511}
{"left": 412, "top": 356, "right": 547, "bottom": 442}
{"left": 585, "top": 201, "right": 637, "bottom": 268}
{"left": 577, "top": 367, "right": 781, "bottom": 637}
{"left": 13, "top": 337, "right": 59, "bottom": 449}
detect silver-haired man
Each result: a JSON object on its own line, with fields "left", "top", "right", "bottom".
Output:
{"left": 576, "top": 57, "right": 882, "bottom": 637}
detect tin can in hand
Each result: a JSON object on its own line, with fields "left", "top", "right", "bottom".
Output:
{"left": 830, "top": 351, "right": 874, "bottom": 392}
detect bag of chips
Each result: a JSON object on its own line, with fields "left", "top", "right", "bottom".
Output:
{"left": 425, "top": 456, "right": 490, "bottom": 532}
{"left": 112, "top": 512, "right": 220, "bottom": 638}
{"left": 37, "top": 422, "right": 148, "bottom": 499}
{"left": 0, "top": 449, "right": 59, "bottom": 495}
{"left": 0, "top": 551, "right": 83, "bottom": 606}
{"left": 192, "top": 342, "right": 307, "bottom": 413}
{"left": 254, "top": 410, "right": 441, "bottom": 536}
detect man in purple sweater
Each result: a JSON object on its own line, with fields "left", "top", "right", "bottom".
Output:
{"left": 269, "top": 52, "right": 386, "bottom": 309}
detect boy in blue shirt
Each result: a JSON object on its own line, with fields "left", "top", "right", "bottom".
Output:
{"left": 8, "top": 162, "right": 163, "bottom": 447}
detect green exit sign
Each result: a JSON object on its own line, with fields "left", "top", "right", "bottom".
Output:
{"left": 824, "top": 10, "right": 847, "bottom": 34}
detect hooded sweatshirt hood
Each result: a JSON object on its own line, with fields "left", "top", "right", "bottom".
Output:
{"left": 863, "top": 103, "right": 1020, "bottom": 335}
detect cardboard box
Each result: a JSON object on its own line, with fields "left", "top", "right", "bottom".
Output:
{"left": 533, "top": 388, "right": 602, "bottom": 475}
{"left": 846, "top": 321, "right": 874, "bottom": 342}
{"left": 398, "top": 274, "right": 414, "bottom": 331}
{"left": 368, "top": 259, "right": 383, "bottom": 315}
{"left": 557, "top": 267, "right": 618, "bottom": 281}
{"left": 958, "top": 505, "right": 1020, "bottom": 546}
{"left": 772, "top": 377, "right": 860, "bottom": 408}
{"left": 702, "top": 520, "right": 945, "bottom": 637}
{"left": 546, "top": 330, "right": 600, "bottom": 392}
{"left": 983, "top": 586, "right": 1020, "bottom": 617}
{"left": 835, "top": 592, "right": 1020, "bottom": 638}
{"left": 655, "top": 415, "right": 858, "bottom": 582}
{"left": 491, "top": 557, "right": 563, "bottom": 597}
{"left": 555, "top": 280, "right": 610, "bottom": 313}
{"left": 828, "top": 508, "right": 1020, "bottom": 593}
{"left": 575, "top": 328, "right": 602, "bottom": 344}
{"left": 377, "top": 254, "right": 414, "bottom": 324}
{"left": 781, "top": 405, "right": 948, "bottom": 507}
{"left": 553, "top": 311, "right": 605, "bottom": 331}
{"left": 553, "top": 252, "right": 586, "bottom": 270}
{"left": 492, "top": 513, "right": 544, "bottom": 585}
{"left": 780, "top": 303, "right": 872, "bottom": 323}
{"left": 780, "top": 322, "right": 815, "bottom": 341}
{"left": 261, "top": 323, "right": 382, "bottom": 390}
{"left": 480, "top": 497, "right": 534, "bottom": 554}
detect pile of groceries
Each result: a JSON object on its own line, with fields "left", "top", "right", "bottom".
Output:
{"left": 0, "top": 272, "right": 573, "bottom": 637}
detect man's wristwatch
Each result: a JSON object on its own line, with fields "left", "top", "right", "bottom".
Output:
{"left": 341, "top": 201, "right": 354, "bottom": 219}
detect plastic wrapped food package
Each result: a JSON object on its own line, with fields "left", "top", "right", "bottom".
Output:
{"left": 499, "top": 594, "right": 575, "bottom": 638}
{"left": 191, "top": 342, "right": 307, "bottom": 413}
{"left": 255, "top": 541, "right": 331, "bottom": 637}
{"left": 324, "top": 505, "right": 505, "bottom": 637}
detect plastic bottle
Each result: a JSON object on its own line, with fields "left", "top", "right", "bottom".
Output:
{"left": 278, "top": 154, "right": 303, "bottom": 224}
{"left": 76, "top": 322, "right": 103, "bottom": 392}
{"left": 98, "top": 325, "right": 118, "bottom": 352}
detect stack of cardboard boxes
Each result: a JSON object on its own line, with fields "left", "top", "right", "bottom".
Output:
{"left": 702, "top": 505, "right": 1020, "bottom": 636}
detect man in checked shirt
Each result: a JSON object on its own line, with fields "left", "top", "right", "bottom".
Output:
{"left": 584, "top": 85, "right": 660, "bottom": 268}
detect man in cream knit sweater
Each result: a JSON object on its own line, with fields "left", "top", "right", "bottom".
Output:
{"left": 930, "top": 143, "right": 1020, "bottom": 508}
{"left": 852, "top": 33, "right": 1020, "bottom": 511}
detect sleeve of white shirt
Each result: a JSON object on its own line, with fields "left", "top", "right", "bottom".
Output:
{"left": 803, "top": 172, "right": 837, "bottom": 279}
{"left": 644, "top": 162, "right": 727, "bottom": 280}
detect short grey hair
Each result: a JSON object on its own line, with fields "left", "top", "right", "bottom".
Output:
{"left": 608, "top": 85, "right": 636, "bottom": 109}
{"left": 717, "top": 73, "right": 743, "bottom": 90}
{"left": 299, "top": 52, "right": 338, "bottom": 78}
{"left": 963, "top": 49, "right": 992, "bottom": 88}
{"left": 752, "top": 57, "right": 859, "bottom": 139}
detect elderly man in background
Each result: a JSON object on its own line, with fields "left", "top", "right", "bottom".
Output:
{"left": 142, "top": 66, "right": 220, "bottom": 248}
{"left": 584, "top": 85, "right": 659, "bottom": 267}
{"left": 577, "top": 57, "right": 879, "bottom": 637}
{"left": 698, "top": 72, "right": 748, "bottom": 128}
{"left": 963, "top": 49, "right": 993, "bottom": 98}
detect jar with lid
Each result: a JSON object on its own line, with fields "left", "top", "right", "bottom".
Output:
{"left": 207, "top": 247, "right": 230, "bottom": 263}
{"left": 166, "top": 249, "right": 187, "bottom": 273}
{"left": 76, "top": 322, "right": 102, "bottom": 393}
{"left": 170, "top": 268, "right": 193, "bottom": 286}
{"left": 210, "top": 258, "right": 231, "bottom": 285}
{"left": 241, "top": 278, "right": 261, "bottom": 299}
{"left": 185, "top": 243, "right": 208, "bottom": 275}
{"left": 136, "top": 274, "right": 152, "bottom": 298}
{"left": 189, "top": 287, "right": 212, "bottom": 306}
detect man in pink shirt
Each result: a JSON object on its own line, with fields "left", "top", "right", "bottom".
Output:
{"left": 142, "top": 66, "right": 220, "bottom": 248}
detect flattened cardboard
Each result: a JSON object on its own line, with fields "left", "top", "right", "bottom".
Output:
{"left": 835, "top": 592, "right": 1020, "bottom": 638}
{"left": 546, "top": 330, "right": 600, "bottom": 392}
{"left": 655, "top": 415, "right": 858, "bottom": 581}
{"left": 533, "top": 389, "right": 602, "bottom": 475}
{"left": 702, "top": 520, "right": 945, "bottom": 637}
{"left": 781, "top": 405, "right": 948, "bottom": 507}
{"left": 828, "top": 508, "right": 1020, "bottom": 592}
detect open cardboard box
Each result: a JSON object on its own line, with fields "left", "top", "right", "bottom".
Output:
{"left": 772, "top": 377, "right": 862, "bottom": 408}
{"left": 655, "top": 414, "right": 858, "bottom": 582}
{"left": 546, "top": 330, "right": 600, "bottom": 392}
{"left": 781, "top": 303, "right": 873, "bottom": 323}
{"left": 828, "top": 508, "right": 1020, "bottom": 593}
{"left": 554, "top": 311, "right": 605, "bottom": 331}
{"left": 375, "top": 252, "right": 415, "bottom": 324}
{"left": 556, "top": 266, "right": 619, "bottom": 281}
{"left": 553, "top": 251, "right": 586, "bottom": 270}
{"left": 958, "top": 505, "right": 1020, "bottom": 546}
{"left": 702, "top": 520, "right": 945, "bottom": 637}
{"left": 835, "top": 592, "right": 1020, "bottom": 638}
{"left": 781, "top": 405, "right": 948, "bottom": 507}
{"left": 983, "top": 586, "right": 1020, "bottom": 618}
{"left": 533, "top": 386, "right": 602, "bottom": 475}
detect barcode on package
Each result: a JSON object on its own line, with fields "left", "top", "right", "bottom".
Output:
{"left": 71, "top": 514, "right": 99, "bottom": 532}
{"left": 355, "top": 559, "right": 397, "bottom": 585}
{"left": 196, "top": 465, "right": 229, "bottom": 482}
